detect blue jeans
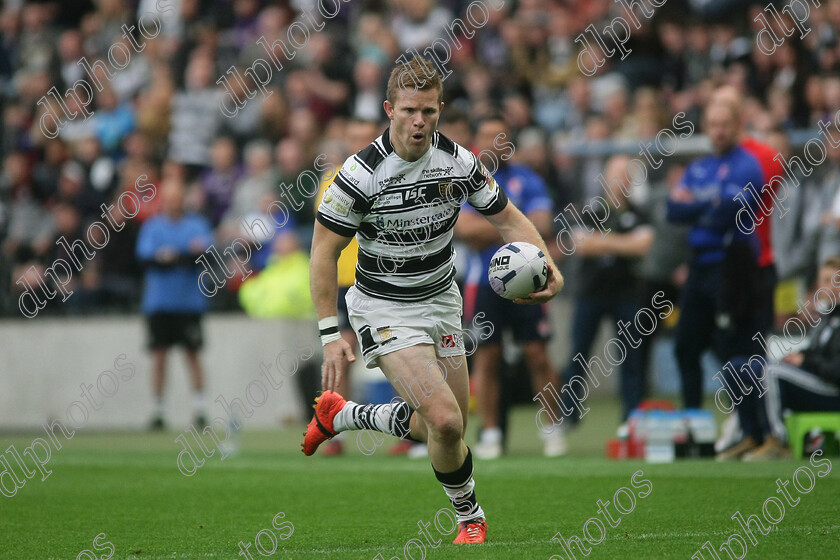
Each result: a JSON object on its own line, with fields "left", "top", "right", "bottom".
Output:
{"left": 563, "top": 297, "right": 647, "bottom": 421}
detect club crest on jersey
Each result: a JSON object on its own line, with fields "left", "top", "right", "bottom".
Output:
{"left": 438, "top": 181, "right": 454, "bottom": 198}
{"left": 375, "top": 326, "right": 395, "bottom": 345}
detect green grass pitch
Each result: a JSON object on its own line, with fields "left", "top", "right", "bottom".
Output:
{"left": 1, "top": 401, "right": 838, "bottom": 559}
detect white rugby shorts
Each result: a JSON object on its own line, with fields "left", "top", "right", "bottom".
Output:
{"left": 345, "top": 282, "right": 466, "bottom": 367}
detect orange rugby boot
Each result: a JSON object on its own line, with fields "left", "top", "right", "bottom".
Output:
{"left": 301, "top": 391, "right": 347, "bottom": 456}
{"left": 452, "top": 518, "right": 487, "bottom": 544}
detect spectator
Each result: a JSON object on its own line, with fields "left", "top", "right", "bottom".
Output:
{"left": 562, "top": 155, "right": 654, "bottom": 421}
{"left": 390, "top": 0, "right": 454, "bottom": 52}
{"left": 168, "top": 53, "right": 222, "bottom": 177}
{"left": 745, "top": 256, "right": 840, "bottom": 460}
{"left": 199, "top": 136, "right": 243, "bottom": 227}
{"left": 136, "top": 179, "right": 214, "bottom": 429}
{"left": 219, "top": 140, "right": 275, "bottom": 242}
{"left": 93, "top": 86, "right": 135, "bottom": 156}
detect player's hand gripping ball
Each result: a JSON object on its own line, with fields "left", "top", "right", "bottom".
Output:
{"left": 488, "top": 242, "right": 548, "bottom": 300}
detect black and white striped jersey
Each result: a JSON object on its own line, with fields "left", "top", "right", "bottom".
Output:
{"left": 316, "top": 128, "right": 508, "bottom": 302}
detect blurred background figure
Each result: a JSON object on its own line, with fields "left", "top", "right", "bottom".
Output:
{"left": 561, "top": 155, "right": 654, "bottom": 423}
{"left": 456, "top": 115, "right": 566, "bottom": 458}
{"left": 744, "top": 256, "right": 840, "bottom": 460}
{"left": 136, "top": 179, "right": 213, "bottom": 429}
{"left": 666, "top": 101, "right": 766, "bottom": 460}
{"left": 706, "top": 87, "right": 782, "bottom": 456}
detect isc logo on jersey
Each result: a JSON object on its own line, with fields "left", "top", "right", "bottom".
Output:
{"left": 323, "top": 186, "right": 354, "bottom": 217}
{"left": 406, "top": 186, "right": 426, "bottom": 201}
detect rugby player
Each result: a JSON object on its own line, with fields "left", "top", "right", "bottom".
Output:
{"left": 302, "top": 57, "right": 563, "bottom": 544}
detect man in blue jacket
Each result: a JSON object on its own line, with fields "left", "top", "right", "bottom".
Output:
{"left": 667, "top": 101, "right": 765, "bottom": 454}
{"left": 136, "top": 179, "right": 214, "bottom": 429}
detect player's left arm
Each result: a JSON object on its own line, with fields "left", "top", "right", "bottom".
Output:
{"left": 483, "top": 202, "right": 564, "bottom": 304}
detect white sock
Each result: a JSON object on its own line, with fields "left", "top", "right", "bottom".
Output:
{"left": 443, "top": 479, "right": 486, "bottom": 523}
{"left": 153, "top": 397, "right": 164, "bottom": 418}
{"left": 193, "top": 392, "right": 206, "bottom": 415}
{"left": 540, "top": 425, "right": 565, "bottom": 440}
{"left": 333, "top": 400, "right": 413, "bottom": 439}
{"left": 480, "top": 427, "right": 502, "bottom": 444}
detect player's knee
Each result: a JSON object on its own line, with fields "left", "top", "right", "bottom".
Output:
{"left": 429, "top": 412, "right": 463, "bottom": 444}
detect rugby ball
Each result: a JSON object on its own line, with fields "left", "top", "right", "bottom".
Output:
{"left": 488, "top": 242, "right": 548, "bottom": 300}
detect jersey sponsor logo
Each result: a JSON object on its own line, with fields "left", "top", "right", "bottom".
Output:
{"left": 371, "top": 192, "right": 404, "bottom": 209}
{"left": 373, "top": 206, "right": 456, "bottom": 231}
{"left": 339, "top": 168, "right": 360, "bottom": 185}
{"left": 405, "top": 186, "right": 426, "bottom": 201}
{"left": 378, "top": 173, "right": 406, "bottom": 187}
{"left": 422, "top": 166, "right": 454, "bottom": 178}
{"left": 322, "top": 186, "right": 354, "bottom": 217}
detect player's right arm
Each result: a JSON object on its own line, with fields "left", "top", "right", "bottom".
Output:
{"left": 311, "top": 156, "right": 371, "bottom": 391}
{"left": 310, "top": 220, "right": 356, "bottom": 392}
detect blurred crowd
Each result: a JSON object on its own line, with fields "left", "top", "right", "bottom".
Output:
{"left": 1, "top": 0, "right": 840, "bottom": 316}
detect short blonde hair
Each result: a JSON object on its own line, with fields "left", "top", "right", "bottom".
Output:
{"left": 821, "top": 256, "right": 840, "bottom": 271}
{"left": 386, "top": 57, "right": 443, "bottom": 105}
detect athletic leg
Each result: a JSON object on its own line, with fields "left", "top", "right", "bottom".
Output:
{"left": 523, "top": 340, "right": 567, "bottom": 456}
{"left": 376, "top": 344, "right": 466, "bottom": 470}
{"left": 185, "top": 350, "right": 207, "bottom": 424}
{"left": 472, "top": 344, "right": 503, "bottom": 457}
